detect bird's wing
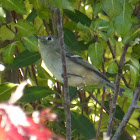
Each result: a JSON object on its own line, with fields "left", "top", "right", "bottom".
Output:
{"left": 65, "top": 50, "right": 110, "bottom": 83}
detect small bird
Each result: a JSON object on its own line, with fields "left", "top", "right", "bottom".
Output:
{"left": 34, "top": 35, "right": 124, "bottom": 95}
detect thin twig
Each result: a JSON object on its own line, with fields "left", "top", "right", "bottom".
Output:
{"left": 41, "top": 1, "right": 71, "bottom": 139}
{"left": 134, "top": 105, "right": 140, "bottom": 109}
{"left": 107, "top": 40, "right": 116, "bottom": 59}
{"left": 112, "top": 78, "right": 140, "bottom": 140}
{"left": 41, "top": 0, "right": 56, "bottom": 10}
{"left": 56, "top": 10, "right": 71, "bottom": 140}
{"left": 31, "top": 65, "right": 38, "bottom": 85}
{"left": 107, "top": 40, "right": 130, "bottom": 88}
{"left": 128, "top": 122, "right": 140, "bottom": 131}
{"left": 96, "top": 87, "right": 106, "bottom": 140}
{"left": 96, "top": 51, "right": 106, "bottom": 140}
{"left": 107, "top": 44, "right": 129, "bottom": 136}
{"left": 89, "top": 93, "right": 133, "bottom": 140}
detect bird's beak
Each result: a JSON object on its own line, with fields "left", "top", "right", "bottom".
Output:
{"left": 34, "top": 34, "right": 40, "bottom": 39}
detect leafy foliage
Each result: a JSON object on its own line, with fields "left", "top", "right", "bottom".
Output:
{"left": 0, "top": 0, "right": 140, "bottom": 139}
{"left": 71, "top": 111, "right": 96, "bottom": 139}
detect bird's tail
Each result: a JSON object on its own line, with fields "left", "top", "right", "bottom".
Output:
{"left": 105, "top": 82, "right": 125, "bottom": 96}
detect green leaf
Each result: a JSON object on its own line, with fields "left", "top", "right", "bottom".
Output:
{"left": 114, "top": 106, "right": 125, "bottom": 121}
{"left": 71, "top": 111, "right": 96, "bottom": 139}
{"left": 0, "top": 83, "right": 17, "bottom": 102}
{"left": 130, "top": 0, "right": 140, "bottom": 4}
{"left": 28, "top": 0, "right": 43, "bottom": 10}
{"left": 22, "top": 35, "right": 38, "bottom": 52}
{"left": 26, "top": 9, "right": 37, "bottom": 22}
{"left": 125, "top": 64, "right": 139, "bottom": 88}
{"left": 107, "top": 61, "right": 118, "bottom": 74}
{"left": 112, "top": 130, "right": 129, "bottom": 140}
{"left": 75, "top": 10, "right": 91, "bottom": 27}
{"left": 20, "top": 86, "right": 54, "bottom": 102}
{"left": 69, "top": 86, "right": 78, "bottom": 100}
{"left": 104, "top": 101, "right": 125, "bottom": 121}
{"left": 98, "top": 12, "right": 110, "bottom": 22}
{"left": 0, "top": 25, "right": 15, "bottom": 41}
{"left": 38, "top": 7, "right": 51, "bottom": 21}
{"left": 101, "top": 0, "right": 122, "bottom": 17}
{"left": 64, "top": 9, "right": 79, "bottom": 23}
{"left": 132, "top": 44, "right": 140, "bottom": 59}
{"left": 77, "top": 22, "right": 89, "bottom": 33}
{"left": 34, "top": 16, "right": 45, "bottom": 34}
{"left": 16, "top": 41, "right": 26, "bottom": 52}
{"left": 88, "top": 42, "right": 104, "bottom": 68}
{"left": 8, "top": 50, "right": 41, "bottom": 69}
{"left": 90, "top": 20, "right": 111, "bottom": 40}
{"left": 131, "top": 16, "right": 140, "bottom": 25}
{"left": 3, "top": 43, "right": 16, "bottom": 64}
{"left": 64, "top": 28, "right": 79, "bottom": 50}
{"left": 64, "top": 28, "right": 87, "bottom": 51}
{"left": 64, "top": 28, "right": 92, "bottom": 52}
{"left": 90, "top": 19, "right": 102, "bottom": 31}
{"left": 62, "top": 0, "right": 74, "bottom": 11}
{"left": 123, "top": 27, "right": 140, "bottom": 44}
{"left": 37, "top": 64, "right": 55, "bottom": 83}
{"left": 0, "top": 7, "right": 6, "bottom": 23}
{"left": 0, "top": 16, "right": 6, "bottom": 23}
{"left": 15, "top": 19, "right": 36, "bottom": 37}
{"left": 48, "top": 0, "right": 74, "bottom": 11}
{"left": 123, "top": 88, "right": 133, "bottom": 100}
{"left": 130, "top": 58, "right": 139, "bottom": 70}
{"left": 93, "top": 2, "right": 102, "bottom": 17}
{"left": 0, "top": 0, "right": 26, "bottom": 14}
{"left": 112, "top": 1, "right": 133, "bottom": 36}
{"left": 64, "top": 9, "right": 91, "bottom": 27}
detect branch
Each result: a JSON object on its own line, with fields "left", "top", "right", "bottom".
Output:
{"left": 41, "top": 1, "right": 71, "bottom": 138}
{"left": 133, "top": 105, "right": 140, "bottom": 109}
{"left": 107, "top": 44, "right": 129, "bottom": 136}
{"left": 107, "top": 40, "right": 130, "bottom": 88}
{"left": 41, "top": 0, "right": 57, "bottom": 10}
{"left": 89, "top": 93, "right": 133, "bottom": 140}
{"left": 56, "top": 10, "right": 71, "bottom": 140}
{"left": 96, "top": 87, "right": 106, "bottom": 139}
{"left": 112, "top": 78, "right": 140, "bottom": 140}
{"left": 96, "top": 51, "right": 106, "bottom": 139}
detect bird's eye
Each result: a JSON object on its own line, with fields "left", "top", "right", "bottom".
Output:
{"left": 47, "top": 37, "right": 52, "bottom": 40}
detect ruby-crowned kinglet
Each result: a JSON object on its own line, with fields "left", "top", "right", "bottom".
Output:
{"left": 34, "top": 35, "right": 124, "bottom": 95}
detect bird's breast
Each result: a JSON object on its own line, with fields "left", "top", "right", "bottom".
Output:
{"left": 41, "top": 50, "right": 63, "bottom": 82}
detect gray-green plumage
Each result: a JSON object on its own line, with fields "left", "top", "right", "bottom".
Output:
{"left": 35, "top": 35, "right": 124, "bottom": 95}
